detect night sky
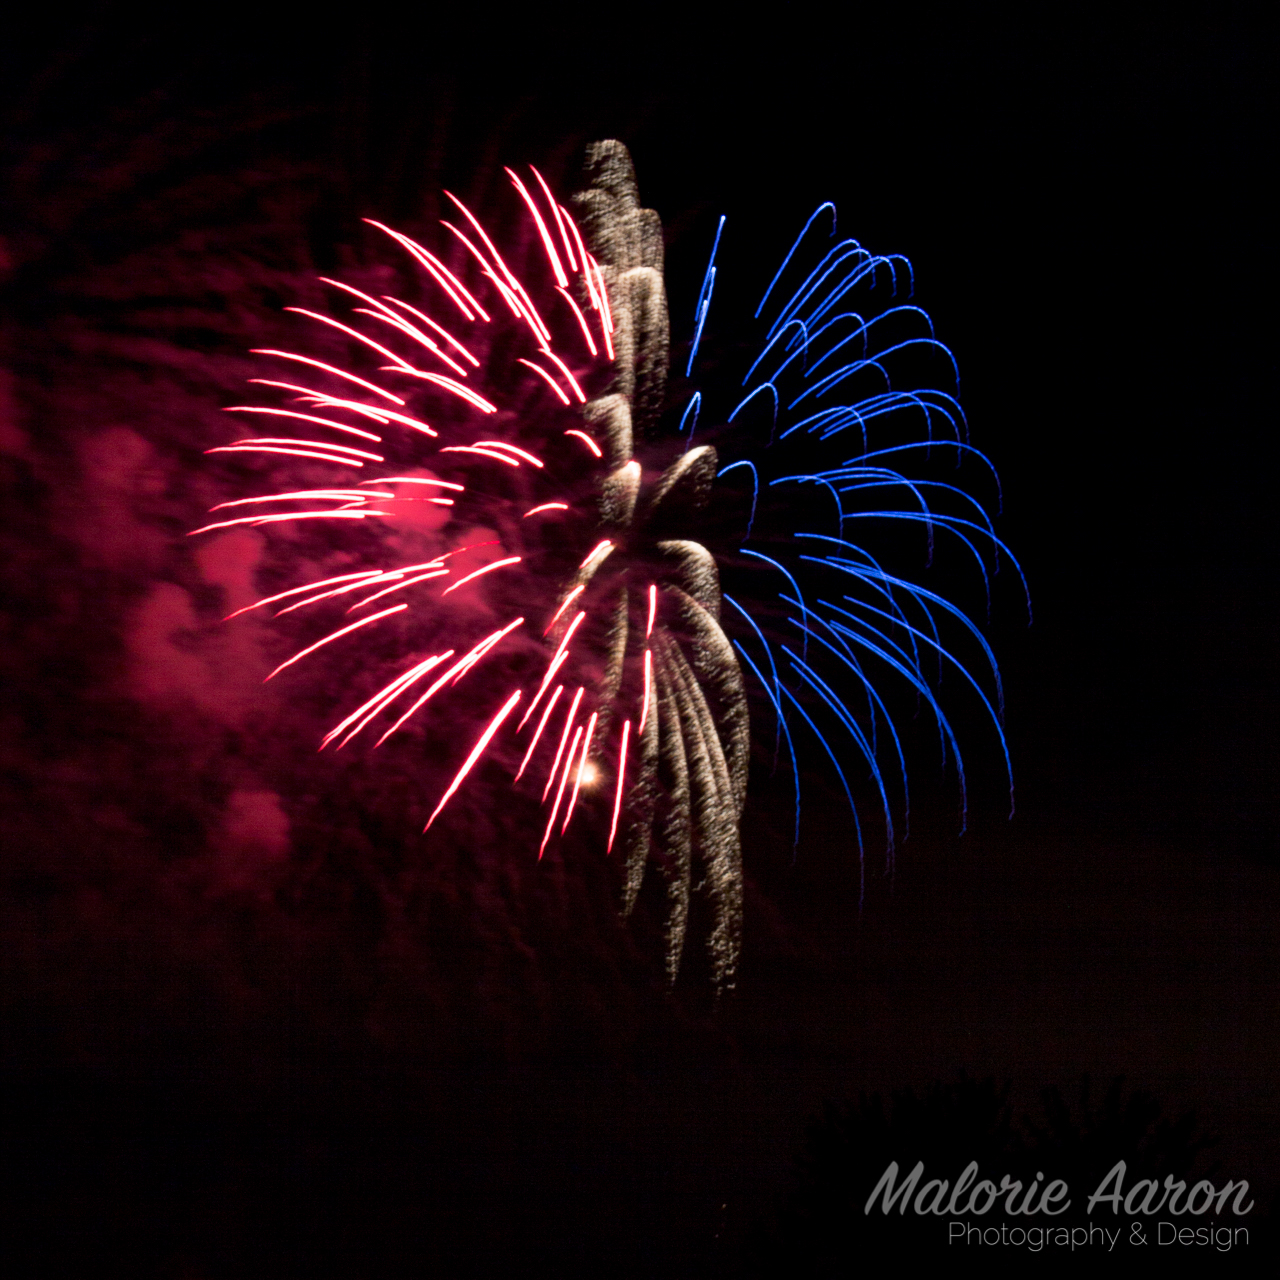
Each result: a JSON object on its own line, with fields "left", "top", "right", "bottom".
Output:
{"left": 2, "top": 7, "right": 1275, "bottom": 1274}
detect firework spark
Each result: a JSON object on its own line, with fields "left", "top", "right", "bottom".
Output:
{"left": 194, "top": 141, "right": 1017, "bottom": 994}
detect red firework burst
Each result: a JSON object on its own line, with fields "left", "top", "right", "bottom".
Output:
{"left": 193, "top": 145, "right": 745, "bottom": 990}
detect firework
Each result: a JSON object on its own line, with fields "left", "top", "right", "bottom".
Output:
{"left": 193, "top": 141, "right": 1018, "bottom": 994}
{"left": 710, "top": 195, "right": 1026, "bottom": 913}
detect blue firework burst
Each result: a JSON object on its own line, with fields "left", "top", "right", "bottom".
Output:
{"left": 693, "top": 201, "right": 1026, "bottom": 899}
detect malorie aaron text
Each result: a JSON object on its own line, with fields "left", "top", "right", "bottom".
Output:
{"left": 865, "top": 1160, "right": 1254, "bottom": 1218}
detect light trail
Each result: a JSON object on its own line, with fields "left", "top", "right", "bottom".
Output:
{"left": 321, "top": 651, "right": 454, "bottom": 749}
{"left": 561, "top": 710, "right": 598, "bottom": 833}
{"left": 264, "top": 603, "right": 407, "bottom": 682}
{"left": 544, "top": 585, "right": 585, "bottom": 634}
{"left": 374, "top": 618, "right": 524, "bottom": 747}
{"left": 251, "top": 350, "right": 405, "bottom": 403}
{"left": 223, "top": 406, "right": 383, "bottom": 442}
{"left": 607, "top": 719, "right": 631, "bottom": 853}
{"left": 188, "top": 509, "right": 389, "bottom": 536}
{"left": 541, "top": 687, "right": 585, "bottom": 803}
{"left": 639, "top": 649, "right": 652, "bottom": 732}
{"left": 563, "top": 429, "right": 602, "bottom": 457}
{"left": 205, "top": 444, "right": 366, "bottom": 467}
{"left": 424, "top": 689, "right": 523, "bottom": 831}
{"left": 517, "top": 358, "right": 571, "bottom": 404}
{"left": 541, "top": 723, "right": 583, "bottom": 856}
{"left": 515, "top": 685, "right": 564, "bottom": 782}
{"left": 440, "top": 555, "right": 522, "bottom": 596}
{"left": 362, "top": 219, "right": 489, "bottom": 320}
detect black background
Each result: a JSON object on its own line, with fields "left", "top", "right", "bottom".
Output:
{"left": 2, "top": 5, "right": 1275, "bottom": 1273}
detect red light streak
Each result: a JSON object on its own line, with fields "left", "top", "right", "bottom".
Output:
{"left": 442, "top": 221, "right": 524, "bottom": 318}
{"left": 205, "top": 445, "right": 365, "bottom": 467}
{"left": 505, "top": 167, "right": 568, "bottom": 288}
{"left": 518, "top": 648, "right": 568, "bottom": 729}
{"left": 214, "top": 437, "right": 383, "bottom": 462}
{"left": 587, "top": 256, "right": 616, "bottom": 360}
{"left": 314, "top": 279, "right": 461, "bottom": 376}
{"left": 319, "top": 401, "right": 437, "bottom": 436}
{"left": 647, "top": 583, "right": 657, "bottom": 638}
{"left": 248, "top": 383, "right": 427, "bottom": 431}
{"left": 322, "top": 650, "right": 454, "bottom": 749}
{"left": 549, "top": 611, "right": 586, "bottom": 669}
{"left": 361, "top": 476, "right": 464, "bottom": 491}
{"left": 317, "top": 277, "right": 463, "bottom": 371}
{"left": 247, "top": 384, "right": 438, "bottom": 439}
{"left": 439, "top": 445, "right": 519, "bottom": 466}
{"left": 442, "top": 193, "right": 524, "bottom": 292}
{"left": 542, "top": 687, "right": 585, "bottom": 801}
{"left": 563, "top": 429, "right": 602, "bottom": 458}
{"left": 224, "top": 569, "right": 384, "bottom": 620}
{"left": 347, "top": 568, "right": 449, "bottom": 610}
{"left": 523, "top": 502, "right": 569, "bottom": 517}
{"left": 425, "top": 688, "right": 523, "bottom": 831}
{"left": 188, "top": 509, "right": 389, "bottom": 536}
{"left": 541, "top": 350, "right": 586, "bottom": 403}
{"left": 317, "top": 277, "right": 396, "bottom": 312}
{"left": 579, "top": 248, "right": 602, "bottom": 314}
{"left": 362, "top": 219, "right": 489, "bottom": 321}
{"left": 264, "top": 603, "right": 408, "bottom": 682}
{"left": 544, "top": 584, "right": 585, "bottom": 634}
{"left": 381, "top": 297, "right": 480, "bottom": 366}
{"left": 251, "top": 350, "right": 405, "bottom": 404}
{"left": 444, "top": 192, "right": 552, "bottom": 344}
{"left": 352, "top": 307, "right": 469, "bottom": 377}
{"left": 247, "top": 380, "right": 390, "bottom": 417}
{"left": 442, "top": 539, "right": 502, "bottom": 559}
{"left": 530, "top": 169, "right": 576, "bottom": 270}
{"left": 561, "top": 208, "right": 591, "bottom": 293}
{"left": 607, "top": 719, "right": 631, "bottom": 853}
{"left": 519, "top": 655, "right": 565, "bottom": 727}
{"left": 375, "top": 617, "right": 525, "bottom": 746}
{"left": 278, "top": 578, "right": 404, "bottom": 616}
{"left": 223, "top": 406, "right": 383, "bottom": 442}
{"left": 470, "top": 441, "right": 544, "bottom": 468}
{"left": 391, "top": 367, "right": 497, "bottom": 413}
{"left": 561, "top": 710, "right": 598, "bottom": 832}
{"left": 515, "top": 684, "right": 563, "bottom": 781}
{"left": 444, "top": 617, "right": 524, "bottom": 684}
{"left": 589, "top": 256, "right": 615, "bottom": 334}
{"left": 541, "top": 722, "right": 582, "bottom": 855}
{"left": 284, "top": 308, "right": 414, "bottom": 371}
{"left": 517, "top": 358, "right": 571, "bottom": 405}
{"left": 272, "top": 561, "right": 444, "bottom": 615}
{"left": 578, "top": 540, "right": 614, "bottom": 571}
{"left": 211, "top": 489, "right": 382, "bottom": 510}
{"left": 555, "top": 287, "right": 598, "bottom": 357}
{"left": 440, "top": 555, "right": 522, "bottom": 596}
{"left": 640, "top": 648, "right": 652, "bottom": 732}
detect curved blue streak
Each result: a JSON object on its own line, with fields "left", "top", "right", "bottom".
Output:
{"left": 706, "top": 201, "right": 1021, "bottom": 867}
{"left": 686, "top": 215, "right": 725, "bottom": 377}
{"left": 783, "top": 643, "right": 898, "bottom": 853}
{"left": 740, "top": 548, "right": 815, "bottom": 658}
{"left": 731, "top": 638, "right": 802, "bottom": 853}
{"left": 679, "top": 392, "right": 701, "bottom": 451}
{"left": 755, "top": 202, "right": 837, "bottom": 319}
